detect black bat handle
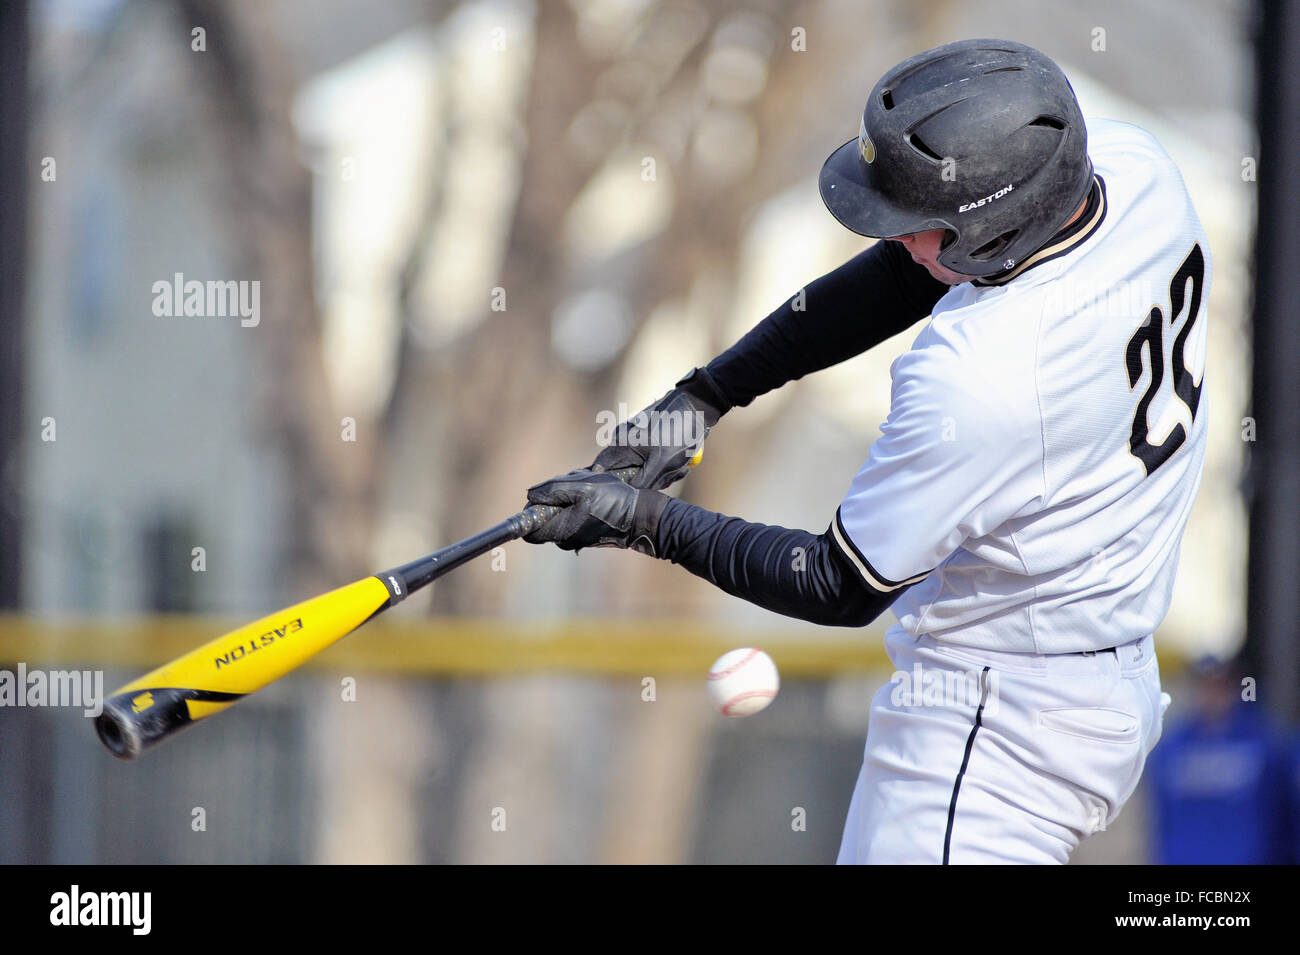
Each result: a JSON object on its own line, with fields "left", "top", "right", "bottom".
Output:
{"left": 512, "top": 466, "right": 639, "bottom": 536}
{"left": 380, "top": 467, "right": 639, "bottom": 599}
{"left": 513, "top": 503, "right": 562, "bottom": 537}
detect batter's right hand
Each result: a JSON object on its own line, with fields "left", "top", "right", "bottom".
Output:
{"left": 592, "top": 367, "right": 730, "bottom": 490}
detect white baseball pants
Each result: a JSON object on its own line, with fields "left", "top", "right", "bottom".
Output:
{"left": 837, "top": 626, "right": 1170, "bottom": 864}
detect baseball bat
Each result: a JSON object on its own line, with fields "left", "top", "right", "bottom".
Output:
{"left": 93, "top": 450, "right": 703, "bottom": 760}
{"left": 95, "top": 464, "right": 649, "bottom": 759}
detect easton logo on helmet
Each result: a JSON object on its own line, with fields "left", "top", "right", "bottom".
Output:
{"left": 958, "top": 183, "right": 1015, "bottom": 213}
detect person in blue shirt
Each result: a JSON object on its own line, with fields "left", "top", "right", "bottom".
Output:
{"left": 1146, "top": 655, "right": 1292, "bottom": 864}
{"left": 1289, "top": 733, "right": 1300, "bottom": 865}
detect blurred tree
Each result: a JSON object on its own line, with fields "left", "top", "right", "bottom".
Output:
{"left": 174, "top": 0, "right": 388, "bottom": 593}
{"left": 389, "top": 0, "right": 833, "bottom": 615}
{"left": 165, "top": 0, "right": 932, "bottom": 616}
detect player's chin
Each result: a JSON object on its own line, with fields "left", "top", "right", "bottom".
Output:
{"left": 912, "top": 258, "right": 945, "bottom": 280}
{"left": 928, "top": 263, "right": 968, "bottom": 285}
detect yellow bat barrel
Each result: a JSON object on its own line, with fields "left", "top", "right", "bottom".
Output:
{"left": 95, "top": 576, "right": 392, "bottom": 759}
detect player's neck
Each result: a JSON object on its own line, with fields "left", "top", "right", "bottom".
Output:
{"left": 1063, "top": 197, "right": 1089, "bottom": 229}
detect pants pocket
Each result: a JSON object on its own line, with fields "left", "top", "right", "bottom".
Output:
{"left": 1038, "top": 706, "right": 1142, "bottom": 744}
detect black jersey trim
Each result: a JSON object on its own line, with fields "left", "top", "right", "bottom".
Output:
{"left": 830, "top": 508, "right": 931, "bottom": 592}
{"left": 974, "top": 175, "right": 1108, "bottom": 288}
{"left": 943, "top": 666, "right": 992, "bottom": 864}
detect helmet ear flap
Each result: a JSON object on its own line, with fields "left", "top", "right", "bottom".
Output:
{"left": 968, "top": 229, "right": 1022, "bottom": 262}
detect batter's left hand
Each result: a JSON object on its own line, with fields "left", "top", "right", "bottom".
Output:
{"left": 524, "top": 470, "right": 669, "bottom": 554}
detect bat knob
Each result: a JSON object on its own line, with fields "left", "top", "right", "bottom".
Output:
{"left": 95, "top": 698, "right": 145, "bottom": 760}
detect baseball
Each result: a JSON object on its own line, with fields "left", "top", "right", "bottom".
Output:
{"left": 707, "top": 648, "right": 779, "bottom": 717}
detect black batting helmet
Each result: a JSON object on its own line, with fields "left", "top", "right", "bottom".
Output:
{"left": 819, "top": 39, "right": 1093, "bottom": 277}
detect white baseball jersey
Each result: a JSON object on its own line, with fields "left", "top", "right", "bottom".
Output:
{"left": 831, "top": 118, "right": 1211, "bottom": 653}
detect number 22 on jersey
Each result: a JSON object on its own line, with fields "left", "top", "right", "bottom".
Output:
{"left": 1125, "top": 243, "right": 1206, "bottom": 477}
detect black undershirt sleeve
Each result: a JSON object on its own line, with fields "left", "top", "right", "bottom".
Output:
{"left": 653, "top": 497, "right": 907, "bottom": 628}
{"left": 704, "top": 239, "right": 948, "bottom": 408}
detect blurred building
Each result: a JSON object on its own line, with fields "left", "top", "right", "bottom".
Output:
{"left": 22, "top": 0, "right": 287, "bottom": 616}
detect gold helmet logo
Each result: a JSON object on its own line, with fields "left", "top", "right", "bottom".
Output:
{"left": 859, "top": 117, "right": 876, "bottom": 164}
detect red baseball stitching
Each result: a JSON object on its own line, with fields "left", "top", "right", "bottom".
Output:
{"left": 708, "top": 647, "right": 763, "bottom": 681}
{"left": 722, "top": 689, "right": 777, "bottom": 716}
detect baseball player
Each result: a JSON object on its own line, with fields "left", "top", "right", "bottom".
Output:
{"left": 524, "top": 38, "right": 1209, "bottom": 864}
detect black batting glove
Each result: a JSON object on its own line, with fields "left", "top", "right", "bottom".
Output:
{"left": 523, "top": 470, "right": 669, "bottom": 555}
{"left": 591, "top": 367, "right": 730, "bottom": 491}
